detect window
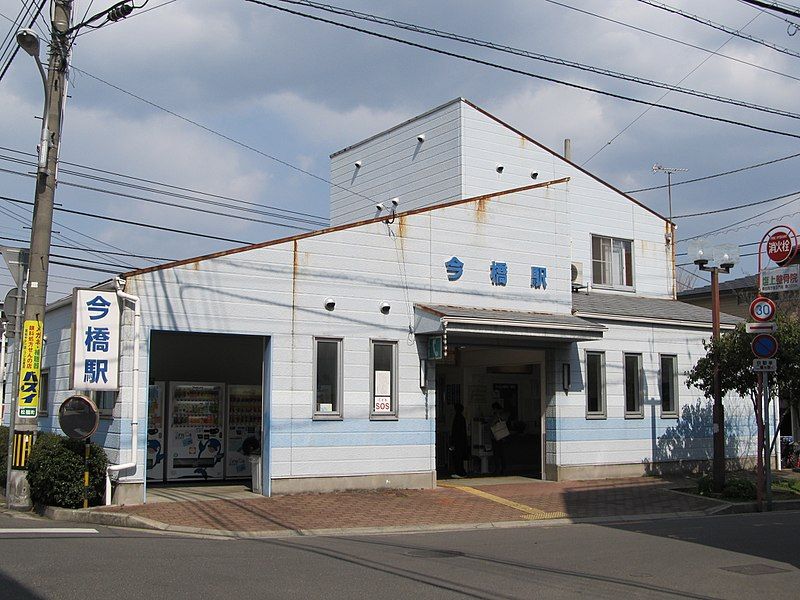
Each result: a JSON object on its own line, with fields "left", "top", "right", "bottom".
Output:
{"left": 624, "top": 353, "right": 643, "bottom": 418}
{"left": 660, "top": 355, "right": 678, "bottom": 417}
{"left": 38, "top": 369, "right": 50, "bottom": 417}
{"left": 585, "top": 351, "right": 606, "bottom": 418}
{"left": 370, "top": 340, "right": 398, "bottom": 419}
{"left": 92, "top": 390, "right": 117, "bottom": 418}
{"left": 314, "top": 338, "right": 342, "bottom": 419}
{"left": 592, "top": 235, "right": 634, "bottom": 288}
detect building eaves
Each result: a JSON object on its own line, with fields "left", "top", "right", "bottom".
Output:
{"left": 677, "top": 274, "right": 758, "bottom": 298}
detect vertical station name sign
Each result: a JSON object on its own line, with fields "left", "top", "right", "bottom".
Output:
{"left": 71, "top": 289, "right": 121, "bottom": 391}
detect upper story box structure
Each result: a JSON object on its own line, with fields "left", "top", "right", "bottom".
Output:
{"left": 330, "top": 98, "right": 675, "bottom": 300}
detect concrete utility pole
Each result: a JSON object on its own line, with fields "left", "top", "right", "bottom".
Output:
{"left": 6, "top": 0, "right": 73, "bottom": 509}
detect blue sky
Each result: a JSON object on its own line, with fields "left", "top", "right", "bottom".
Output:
{"left": 1, "top": 0, "right": 799, "bottom": 301}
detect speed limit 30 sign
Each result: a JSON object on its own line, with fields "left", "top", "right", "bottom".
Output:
{"left": 749, "top": 296, "right": 776, "bottom": 322}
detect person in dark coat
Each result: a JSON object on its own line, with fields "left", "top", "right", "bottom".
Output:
{"left": 450, "top": 403, "right": 468, "bottom": 477}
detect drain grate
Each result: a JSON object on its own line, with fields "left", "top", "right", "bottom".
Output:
{"left": 720, "top": 564, "right": 792, "bottom": 576}
{"left": 405, "top": 549, "right": 465, "bottom": 558}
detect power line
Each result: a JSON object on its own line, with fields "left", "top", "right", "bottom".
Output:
{"left": 0, "top": 234, "right": 175, "bottom": 261}
{"left": 680, "top": 196, "right": 800, "bottom": 241}
{"left": 626, "top": 152, "right": 800, "bottom": 193}
{"left": 0, "top": 194, "right": 255, "bottom": 245}
{"left": 673, "top": 189, "right": 800, "bottom": 218}
{"left": 636, "top": 0, "right": 800, "bottom": 59}
{"left": 738, "top": 0, "right": 800, "bottom": 33}
{"left": 541, "top": 0, "right": 800, "bottom": 83}
{"left": 275, "top": 1, "right": 800, "bottom": 121}
{"left": 246, "top": 0, "right": 800, "bottom": 141}
{"left": 49, "top": 259, "right": 123, "bottom": 275}
{"left": 739, "top": 0, "right": 800, "bottom": 19}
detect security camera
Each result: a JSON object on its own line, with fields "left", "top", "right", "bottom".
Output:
{"left": 380, "top": 302, "right": 391, "bottom": 314}
{"left": 375, "top": 202, "right": 385, "bottom": 211}
{"left": 354, "top": 160, "right": 362, "bottom": 168}
{"left": 531, "top": 171, "right": 539, "bottom": 179}
{"left": 324, "top": 297, "right": 335, "bottom": 311}
{"left": 416, "top": 134, "right": 426, "bottom": 143}
{"left": 496, "top": 164, "right": 504, "bottom": 173}
{"left": 390, "top": 198, "right": 399, "bottom": 207}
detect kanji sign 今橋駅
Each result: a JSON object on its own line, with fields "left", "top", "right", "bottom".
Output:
{"left": 71, "top": 290, "right": 121, "bottom": 391}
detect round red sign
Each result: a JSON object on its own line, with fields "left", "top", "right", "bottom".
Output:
{"left": 749, "top": 296, "right": 776, "bottom": 322}
{"left": 767, "top": 231, "right": 793, "bottom": 263}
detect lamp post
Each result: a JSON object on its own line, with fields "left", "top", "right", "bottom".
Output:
{"left": 6, "top": 0, "right": 73, "bottom": 510}
{"left": 689, "top": 241, "right": 739, "bottom": 493}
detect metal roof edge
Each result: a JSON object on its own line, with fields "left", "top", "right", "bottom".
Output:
{"left": 121, "top": 177, "right": 570, "bottom": 279}
{"left": 572, "top": 310, "right": 740, "bottom": 329}
{"left": 329, "top": 97, "right": 464, "bottom": 158}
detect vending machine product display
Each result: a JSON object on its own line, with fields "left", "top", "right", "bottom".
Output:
{"left": 226, "top": 385, "right": 262, "bottom": 478}
{"left": 167, "top": 382, "right": 225, "bottom": 481}
{"left": 146, "top": 382, "right": 166, "bottom": 482}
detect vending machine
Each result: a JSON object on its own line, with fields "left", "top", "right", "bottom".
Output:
{"left": 226, "top": 385, "right": 262, "bottom": 479}
{"left": 146, "top": 382, "right": 166, "bottom": 482}
{"left": 167, "top": 382, "right": 225, "bottom": 481}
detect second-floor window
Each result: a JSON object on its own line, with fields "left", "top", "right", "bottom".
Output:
{"left": 592, "top": 235, "right": 633, "bottom": 288}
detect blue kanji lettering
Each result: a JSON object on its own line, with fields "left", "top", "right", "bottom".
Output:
{"left": 86, "top": 295, "right": 111, "bottom": 320}
{"left": 84, "top": 359, "right": 109, "bottom": 384}
{"left": 445, "top": 256, "right": 464, "bottom": 281}
{"left": 531, "top": 266, "right": 547, "bottom": 289}
{"left": 490, "top": 261, "right": 507, "bottom": 286}
{"left": 84, "top": 326, "right": 111, "bottom": 352}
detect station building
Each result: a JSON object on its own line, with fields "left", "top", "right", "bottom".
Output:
{"left": 6, "top": 98, "right": 756, "bottom": 504}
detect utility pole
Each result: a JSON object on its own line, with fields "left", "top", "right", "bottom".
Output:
{"left": 6, "top": 0, "right": 73, "bottom": 509}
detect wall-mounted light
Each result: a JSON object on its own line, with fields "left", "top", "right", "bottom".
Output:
{"left": 380, "top": 302, "right": 391, "bottom": 314}
{"left": 390, "top": 197, "right": 399, "bottom": 208}
{"left": 416, "top": 134, "right": 426, "bottom": 143}
{"left": 375, "top": 202, "right": 385, "bottom": 211}
{"left": 531, "top": 171, "right": 539, "bottom": 180}
{"left": 495, "top": 163, "right": 504, "bottom": 174}
{"left": 354, "top": 160, "right": 362, "bottom": 168}
{"left": 562, "top": 363, "right": 571, "bottom": 393}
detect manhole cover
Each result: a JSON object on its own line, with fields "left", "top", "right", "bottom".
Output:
{"left": 720, "top": 564, "right": 791, "bottom": 576}
{"left": 405, "top": 549, "right": 464, "bottom": 558}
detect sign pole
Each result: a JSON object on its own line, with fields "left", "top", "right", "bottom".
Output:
{"left": 764, "top": 373, "right": 773, "bottom": 511}
{"left": 83, "top": 438, "right": 90, "bottom": 510}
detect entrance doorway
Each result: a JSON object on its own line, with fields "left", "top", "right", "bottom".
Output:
{"left": 146, "top": 331, "right": 266, "bottom": 484}
{"left": 435, "top": 348, "right": 545, "bottom": 480}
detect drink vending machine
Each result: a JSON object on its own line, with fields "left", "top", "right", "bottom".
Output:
{"left": 226, "top": 384, "right": 262, "bottom": 478}
{"left": 146, "top": 382, "right": 166, "bottom": 481}
{"left": 167, "top": 382, "right": 225, "bottom": 481}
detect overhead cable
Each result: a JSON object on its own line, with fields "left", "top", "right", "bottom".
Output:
{"left": 739, "top": 0, "right": 800, "bottom": 19}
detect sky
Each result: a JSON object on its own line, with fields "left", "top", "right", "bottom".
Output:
{"left": 1, "top": 0, "right": 800, "bottom": 305}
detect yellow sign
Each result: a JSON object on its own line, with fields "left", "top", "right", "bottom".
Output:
{"left": 18, "top": 319, "right": 43, "bottom": 418}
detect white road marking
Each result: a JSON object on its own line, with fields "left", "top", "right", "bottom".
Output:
{"left": 0, "top": 528, "right": 99, "bottom": 534}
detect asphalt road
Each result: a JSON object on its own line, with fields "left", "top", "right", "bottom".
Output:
{"left": 0, "top": 510, "right": 798, "bottom": 599}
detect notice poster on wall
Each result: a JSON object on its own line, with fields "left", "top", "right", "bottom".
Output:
{"left": 374, "top": 370, "right": 391, "bottom": 413}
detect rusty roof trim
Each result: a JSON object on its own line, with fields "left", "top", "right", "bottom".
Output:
{"left": 461, "top": 99, "right": 670, "bottom": 225}
{"left": 121, "top": 177, "right": 570, "bottom": 279}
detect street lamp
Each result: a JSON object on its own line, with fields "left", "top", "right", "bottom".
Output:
{"left": 689, "top": 240, "right": 739, "bottom": 493}
{"left": 16, "top": 29, "right": 50, "bottom": 172}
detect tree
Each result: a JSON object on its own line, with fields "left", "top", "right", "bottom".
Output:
{"left": 686, "top": 314, "right": 800, "bottom": 508}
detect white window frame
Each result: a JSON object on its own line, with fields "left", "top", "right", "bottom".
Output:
{"left": 624, "top": 353, "right": 644, "bottom": 419}
{"left": 585, "top": 351, "right": 606, "bottom": 419}
{"left": 370, "top": 339, "right": 398, "bottom": 420}
{"left": 313, "top": 337, "right": 343, "bottom": 420}
{"left": 89, "top": 390, "right": 116, "bottom": 418}
{"left": 591, "top": 235, "right": 635, "bottom": 290}
{"left": 659, "top": 354, "right": 679, "bottom": 418}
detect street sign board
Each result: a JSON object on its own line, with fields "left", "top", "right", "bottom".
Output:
{"left": 746, "top": 322, "right": 777, "bottom": 334}
{"left": 753, "top": 358, "right": 777, "bottom": 372}
{"left": 58, "top": 395, "right": 99, "bottom": 440}
{"left": 749, "top": 296, "right": 776, "bottom": 322}
{"left": 1, "top": 247, "right": 29, "bottom": 288}
{"left": 767, "top": 231, "right": 794, "bottom": 263}
{"left": 760, "top": 264, "right": 800, "bottom": 293}
{"left": 752, "top": 334, "right": 779, "bottom": 359}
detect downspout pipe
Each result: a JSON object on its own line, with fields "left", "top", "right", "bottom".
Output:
{"left": 105, "top": 278, "right": 141, "bottom": 505}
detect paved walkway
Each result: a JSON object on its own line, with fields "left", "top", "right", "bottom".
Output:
{"left": 101, "top": 476, "right": 723, "bottom": 535}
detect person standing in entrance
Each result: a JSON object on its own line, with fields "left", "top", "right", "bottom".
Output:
{"left": 450, "top": 403, "right": 468, "bottom": 478}
{"left": 491, "top": 401, "right": 510, "bottom": 475}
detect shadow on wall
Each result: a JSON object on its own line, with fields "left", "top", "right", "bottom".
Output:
{"left": 643, "top": 399, "right": 742, "bottom": 476}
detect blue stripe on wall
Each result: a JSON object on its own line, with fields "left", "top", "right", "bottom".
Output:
{"left": 270, "top": 418, "right": 434, "bottom": 449}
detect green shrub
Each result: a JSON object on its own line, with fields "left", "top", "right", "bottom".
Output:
{"left": 722, "top": 476, "right": 757, "bottom": 501}
{"left": 697, "top": 474, "right": 713, "bottom": 496}
{"left": 26, "top": 432, "right": 108, "bottom": 508}
{"left": 0, "top": 425, "right": 7, "bottom": 487}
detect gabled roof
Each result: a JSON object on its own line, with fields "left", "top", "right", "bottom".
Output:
{"left": 677, "top": 275, "right": 758, "bottom": 298}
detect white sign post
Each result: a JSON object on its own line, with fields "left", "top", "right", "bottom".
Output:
{"left": 71, "top": 289, "right": 121, "bottom": 391}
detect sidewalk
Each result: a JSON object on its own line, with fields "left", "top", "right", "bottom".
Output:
{"left": 71, "top": 476, "right": 727, "bottom": 537}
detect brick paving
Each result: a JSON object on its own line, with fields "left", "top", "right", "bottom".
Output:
{"left": 103, "top": 476, "right": 722, "bottom": 534}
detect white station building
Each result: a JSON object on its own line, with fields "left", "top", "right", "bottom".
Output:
{"left": 4, "top": 98, "right": 756, "bottom": 504}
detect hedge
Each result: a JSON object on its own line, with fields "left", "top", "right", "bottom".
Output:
{"left": 26, "top": 432, "right": 108, "bottom": 508}
{"left": 0, "top": 425, "right": 7, "bottom": 487}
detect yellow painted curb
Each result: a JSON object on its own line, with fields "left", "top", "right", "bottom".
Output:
{"left": 440, "top": 482, "right": 567, "bottom": 520}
